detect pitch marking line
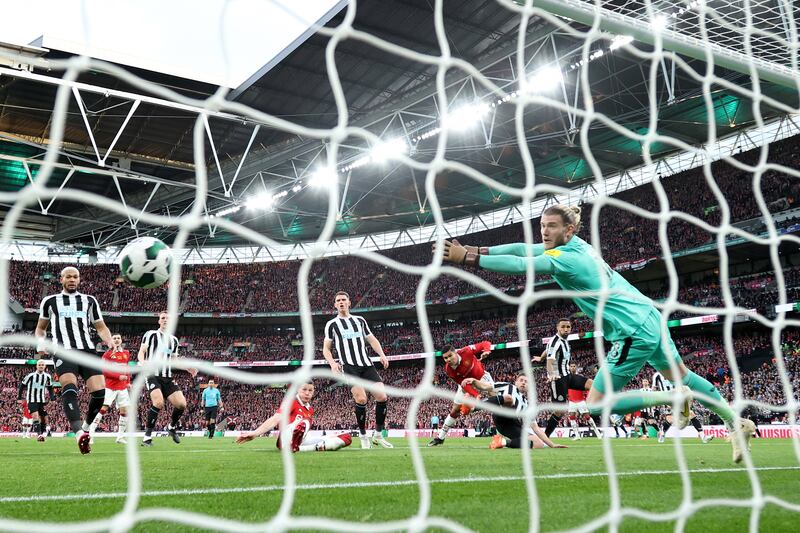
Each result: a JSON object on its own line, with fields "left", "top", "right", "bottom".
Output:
{"left": 1, "top": 466, "right": 799, "bottom": 503}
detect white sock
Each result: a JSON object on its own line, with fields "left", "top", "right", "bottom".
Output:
{"left": 569, "top": 418, "right": 578, "bottom": 434}
{"left": 438, "top": 415, "right": 457, "bottom": 440}
{"left": 89, "top": 413, "right": 102, "bottom": 435}
{"left": 81, "top": 421, "right": 90, "bottom": 433}
{"left": 587, "top": 417, "right": 601, "bottom": 437}
{"left": 118, "top": 415, "right": 127, "bottom": 437}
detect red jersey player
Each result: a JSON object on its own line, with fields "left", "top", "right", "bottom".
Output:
{"left": 88, "top": 333, "right": 131, "bottom": 444}
{"left": 566, "top": 362, "right": 601, "bottom": 440}
{"left": 20, "top": 401, "right": 33, "bottom": 439}
{"left": 236, "top": 382, "right": 352, "bottom": 452}
{"left": 428, "top": 340, "right": 493, "bottom": 447}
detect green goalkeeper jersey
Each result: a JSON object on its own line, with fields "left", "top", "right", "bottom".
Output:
{"left": 480, "top": 236, "right": 653, "bottom": 341}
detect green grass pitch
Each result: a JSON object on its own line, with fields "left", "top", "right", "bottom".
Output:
{"left": 0, "top": 437, "right": 798, "bottom": 532}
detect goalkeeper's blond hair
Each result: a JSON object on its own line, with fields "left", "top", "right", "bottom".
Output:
{"left": 543, "top": 204, "right": 582, "bottom": 233}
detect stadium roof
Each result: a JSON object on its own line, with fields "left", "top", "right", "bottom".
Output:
{"left": 0, "top": 0, "right": 798, "bottom": 255}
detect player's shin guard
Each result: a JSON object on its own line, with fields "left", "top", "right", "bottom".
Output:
{"left": 545, "top": 414, "right": 561, "bottom": 436}
{"left": 375, "top": 400, "right": 387, "bottom": 432}
{"left": 84, "top": 390, "right": 105, "bottom": 431}
{"left": 437, "top": 414, "right": 458, "bottom": 440}
{"left": 170, "top": 407, "right": 184, "bottom": 429}
{"left": 354, "top": 402, "right": 367, "bottom": 435}
{"left": 681, "top": 370, "right": 736, "bottom": 429}
{"left": 145, "top": 406, "right": 161, "bottom": 437}
{"left": 61, "top": 383, "right": 82, "bottom": 433}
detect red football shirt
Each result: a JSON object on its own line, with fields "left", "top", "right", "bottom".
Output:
{"left": 102, "top": 349, "right": 131, "bottom": 391}
{"left": 567, "top": 388, "right": 587, "bottom": 403}
{"left": 444, "top": 340, "right": 491, "bottom": 397}
{"left": 278, "top": 397, "right": 314, "bottom": 425}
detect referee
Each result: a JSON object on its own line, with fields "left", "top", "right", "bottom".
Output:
{"left": 201, "top": 379, "right": 223, "bottom": 439}
{"left": 17, "top": 360, "right": 54, "bottom": 441}
{"left": 34, "top": 266, "right": 115, "bottom": 454}
{"left": 322, "top": 291, "right": 392, "bottom": 449}
{"left": 532, "top": 318, "right": 590, "bottom": 436}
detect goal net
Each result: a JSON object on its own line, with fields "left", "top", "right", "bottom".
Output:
{"left": 0, "top": 0, "right": 799, "bottom": 531}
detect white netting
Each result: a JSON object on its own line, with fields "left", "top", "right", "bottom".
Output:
{"left": 0, "top": 0, "right": 799, "bottom": 531}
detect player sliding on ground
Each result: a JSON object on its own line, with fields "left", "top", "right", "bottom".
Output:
{"left": 428, "top": 340, "right": 493, "bottom": 447}
{"left": 462, "top": 374, "right": 566, "bottom": 450}
{"left": 236, "top": 382, "right": 352, "bottom": 452}
{"left": 437, "top": 204, "right": 755, "bottom": 462}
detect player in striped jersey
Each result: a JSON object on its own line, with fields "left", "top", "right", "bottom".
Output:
{"left": 139, "top": 312, "right": 195, "bottom": 447}
{"left": 322, "top": 291, "right": 392, "bottom": 449}
{"left": 35, "top": 266, "right": 116, "bottom": 454}
{"left": 17, "top": 360, "right": 54, "bottom": 441}
{"left": 651, "top": 370, "right": 713, "bottom": 444}
{"left": 463, "top": 375, "right": 566, "bottom": 450}
{"left": 427, "top": 340, "right": 493, "bottom": 447}
{"left": 236, "top": 382, "right": 352, "bottom": 452}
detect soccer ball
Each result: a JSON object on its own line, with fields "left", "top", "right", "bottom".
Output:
{"left": 119, "top": 237, "right": 173, "bottom": 288}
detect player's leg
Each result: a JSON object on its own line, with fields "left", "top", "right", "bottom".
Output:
{"left": 165, "top": 388, "right": 187, "bottom": 444}
{"left": 582, "top": 407, "right": 602, "bottom": 439}
{"left": 57, "top": 368, "right": 83, "bottom": 434}
{"left": 82, "top": 368, "right": 106, "bottom": 438}
{"left": 89, "top": 388, "right": 115, "bottom": 438}
{"left": 430, "top": 389, "right": 466, "bottom": 446}
{"left": 29, "top": 408, "right": 40, "bottom": 438}
{"left": 567, "top": 404, "right": 580, "bottom": 440}
{"left": 115, "top": 390, "right": 130, "bottom": 443}
{"left": 545, "top": 378, "right": 567, "bottom": 436}
{"left": 366, "top": 369, "right": 392, "bottom": 448}
{"left": 660, "top": 414, "right": 673, "bottom": 443}
{"left": 689, "top": 413, "right": 712, "bottom": 443}
{"left": 349, "top": 383, "right": 370, "bottom": 449}
{"left": 142, "top": 382, "right": 165, "bottom": 446}
{"left": 298, "top": 432, "right": 353, "bottom": 452}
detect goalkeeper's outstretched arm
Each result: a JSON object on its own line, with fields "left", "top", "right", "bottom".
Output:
{"left": 437, "top": 239, "right": 554, "bottom": 275}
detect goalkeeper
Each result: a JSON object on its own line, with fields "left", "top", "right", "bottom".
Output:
{"left": 436, "top": 204, "right": 755, "bottom": 463}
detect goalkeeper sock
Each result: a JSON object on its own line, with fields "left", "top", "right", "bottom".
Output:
{"left": 145, "top": 406, "right": 161, "bottom": 437}
{"left": 354, "top": 402, "right": 367, "bottom": 435}
{"left": 588, "top": 391, "right": 674, "bottom": 417}
{"left": 545, "top": 414, "right": 561, "bottom": 436}
{"left": 681, "top": 371, "right": 737, "bottom": 429}
{"left": 375, "top": 400, "right": 387, "bottom": 432}
{"left": 438, "top": 415, "right": 458, "bottom": 440}
{"left": 170, "top": 407, "right": 185, "bottom": 429}
{"left": 61, "top": 384, "right": 82, "bottom": 433}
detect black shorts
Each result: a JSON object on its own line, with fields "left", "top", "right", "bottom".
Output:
{"left": 432, "top": 423, "right": 439, "bottom": 430}
{"left": 54, "top": 349, "right": 103, "bottom": 381}
{"left": 493, "top": 414, "right": 524, "bottom": 440}
{"left": 28, "top": 402, "right": 47, "bottom": 417}
{"left": 342, "top": 364, "right": 382, "bottom": 384}
{"left": 204, "top": 407, "right": 219, "bottom": 421}
{"left": 145, "top": 376, "right": 181, "bottom": 398}
{"left": 551, "top": 374, "right": 589, "bottom": 403}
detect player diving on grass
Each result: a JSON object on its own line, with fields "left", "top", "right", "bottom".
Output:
{"left": 436, "top": 204, "right": 755, "bottom": 462}
{"left": 236, "top": 382, "right": 352, "bottom": 453}
{"left": 428, "top": 340, "right": 493, "bottom": 447}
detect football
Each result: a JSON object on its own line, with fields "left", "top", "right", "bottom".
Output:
{"left": 119, "top": 237, "right": 173, "bottom": 288}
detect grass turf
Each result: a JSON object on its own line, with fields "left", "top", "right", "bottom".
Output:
{"left": 0, "top": 436, "right": 798, "bottom": 532}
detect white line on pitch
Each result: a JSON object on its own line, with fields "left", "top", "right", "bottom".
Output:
{"left": 1, "top": 466, "right": 798, "bottom": 504}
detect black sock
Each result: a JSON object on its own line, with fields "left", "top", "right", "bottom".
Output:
{"left": 32, "top": 421, "right": 41, "bottom": 435}
{"left": 61, "top": 383, "right": 82, "bottom": 433}
{"left": 375, "top": 401, "right": 387, "bottom": 432}
{"left": 354, "top": 403, "right": 367, "bottom": 435}
{"left": 662, "top": 421, "right": 672, "bottom": 433}
{"left": 506, "top": 437, "right": 533, "bottom": 449}
{"left": 145, "top": 406, "right": 161, "bottom": 437}
{"left": 545, "top": 414, "right": 561, "bottom": 437}
{"left": 86, "top": 390, "right": 105, "bottom": 428}
{"left": 690, "top": 417, "right": 703, "bottom": 432}
{"left": 209, "top": 422, "right": 216, "bottom": 438}
{"left": 170, "top": 407, "right": 184, "bottom": 429}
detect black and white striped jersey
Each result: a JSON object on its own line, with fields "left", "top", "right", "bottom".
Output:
{"left": 545, "top": 334, "right": 571, "bottom": 377}
{"left": 652, "top": 371, "right": 674, "bottom": 392}
{"left": 493, "top": 382, "right": 528, "bottom": 416}
{"left": 324, "top": 314, "right": 374, "bottom": 367}
{"left": 142, "top": 329, "right": 180, "bottom": 378}
{"left": 38, "top": 292, "right": 103, "bottom": 350}
{"left": 19, "top": 371, "right": 53, "bottom": 403}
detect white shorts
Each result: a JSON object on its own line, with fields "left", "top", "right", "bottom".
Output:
{"left": 103, "top": 388, "right": 131, "bottom": 409}
{"left": 634, "top": 416, "right": 644, "bottom": 426}
{"left": 453, "top": 372, "right": 494, "bottom": 405}
{"left": 568, "top": 400, "right": 589, "bottom": 414}
{"left": 22, "top": 417, "right": 33, "bottom": 426}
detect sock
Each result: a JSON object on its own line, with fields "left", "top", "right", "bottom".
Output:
{"left": 84, "top": 390, "right": 105, "bottom": 432}
{"left": 32, "top": 421, "right": 41, "bottom": 435}
{"left": 118, "top": 415, "right": 127, "bottom": 437}
{"left": 375, "top": 401, "right": 387, "bottom": 433}
{"left": 438, "top": 415, "right": 458, "bottom": 440}
{"left": 61, "top": 383, "right": 82, "bottom": 433}
{"left": 90, "top": 405, "right": 109, "bottom": 434}
{"left": 170, "top": 407, "right": 184, "bottom": 429}
{"left": 681, "top": 370, "right": 737, "bottom": 429}
{"left": 690, "top": 417, "right": 703, "bottom": 432}
{"left": 569, "top": 416, "right": 579, "bottom": 436}
{"left": 586, "top": 416, "right": 601, "bottom": 437}
{"left": 145, "top": 406, "right": 161, "bottom": 437}
{"left": 208, "top": 422, "right": 216, "bottom": 438}
{"left": 354, "top": 403, "right": 367, "bottom": 435}
{"left": 545, "top": 414, "right": 561, "bottom": 436}
{"left": 662, "top": 420, "right": 672, "bottom": 433}
{"left": 588, "top": 391, "right": 674, "bottom": 417}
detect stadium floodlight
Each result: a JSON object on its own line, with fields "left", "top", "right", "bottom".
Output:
{"left": 292, "top": 184, "right": 302, "bottom": 193}
{"left": 527, "top": 65, "right": 564, "bottom": 93}
{"left": 610, "top": 35, "right": 634, "bottom": 51}
{"left": 245, "top": 192, "right": 274, "bottom": 210}
{"left": 370, "top": 138, "right": 408, "bottom": 163}
{"left": 309, "top": 167, "right": 338, "bottom": 187}
{"left": 445, "top": 103, "right": 490, "bottom": 132}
